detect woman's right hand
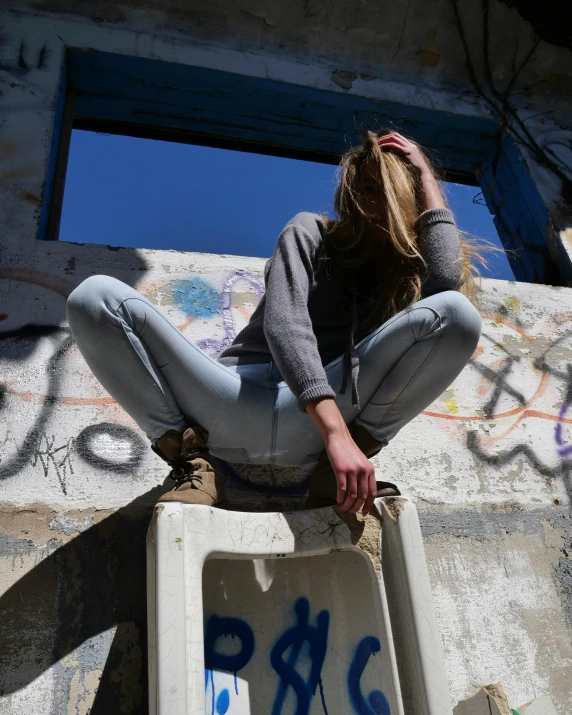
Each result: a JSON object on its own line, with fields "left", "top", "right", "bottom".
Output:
{"left": 306, "top": 397, "right": 377, "bottom": 516}
{"left": 324, "top": 429, "right": 377, "bottom": 516}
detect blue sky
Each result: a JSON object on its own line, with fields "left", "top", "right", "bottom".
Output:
{"left": 60, "top": 130, "right": 514, "bottom": 280}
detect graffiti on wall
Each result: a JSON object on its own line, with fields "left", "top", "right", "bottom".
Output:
{"left": 2, "top": 266, "right": 572, "bottom": 497}
{"left": 422, "top": 306, "right": 572, "bottom": 480}
{"left": 0, "top": 269, "right": 146, "bottom": 491}
{"left": 168, "top": 271, "right": 265, "bottom": 356}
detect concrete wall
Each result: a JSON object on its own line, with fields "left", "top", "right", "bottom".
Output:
{"left": 1, "top": 1, "right": 571, "bottom": 713}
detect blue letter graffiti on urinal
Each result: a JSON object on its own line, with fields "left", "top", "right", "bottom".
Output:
{"left": 204, "top": 615, "right": 255, "bottom": 714}
{"left": 348, "top": 636, "right": 390, "bottom": 715}
{"left": 215, "top": 688, "right": 230, "bottom": 715}
{"left": 270, "top": 597, "right": 330, "bottom": 715}
{"left": 204, "top": 603, "right": 391, "bottom": 714}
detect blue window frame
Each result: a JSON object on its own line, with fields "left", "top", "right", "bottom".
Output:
{"left": 40, "top": 48, "right": 561, "bottom": 284}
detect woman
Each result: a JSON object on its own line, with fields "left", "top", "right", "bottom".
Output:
{"left": 67, "top": 131, "right": 482, "bottom": 517}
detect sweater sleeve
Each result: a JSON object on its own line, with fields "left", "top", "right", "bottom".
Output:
{"left": 263, "top": 214, "right": 336, "bottom": 411}
{"left": 417, "top": 207, "right": 464, "bottom": 296}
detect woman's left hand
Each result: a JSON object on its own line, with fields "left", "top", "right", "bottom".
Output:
{"left": 378, "top": 132, "right": 446, "bottom": 210}
{"left": 378, "top": 132, "right": 431, "bottom": 175}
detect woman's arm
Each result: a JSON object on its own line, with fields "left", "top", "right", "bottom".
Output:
{"left": 306, "top": 397, "right": 378, "bottom": 516}
{"left": 263, "top": 214, "right": 337, "bottom": 410}
{"left": 378, "top": 132, "right": 446, "bottom": 211}
{"left": 419, "top": 170, "right": 447, "bottom": 211}
{"left": 305, "top": 138, "right": 456, "bottom": 517}
{"left": 378, "top": 133, "right": 463, "bottom": 295}
{"left": 264, "top": 214, "right": 377, "bottom": 516}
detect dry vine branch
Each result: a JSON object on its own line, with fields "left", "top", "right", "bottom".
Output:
{"left": 452, "top": 0, "right": 572, "bottom": 194}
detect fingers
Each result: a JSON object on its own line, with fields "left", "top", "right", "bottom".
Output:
{"left": 339, "top": 471, "right": 357, "bottom": 512}
{"left": 339, "top": 468, "right": 376, "bottom": 515}
{"left": 378, "top": 131, "right": 409, "bottom": 145}
{"left": 378, "top": 133, "right": 415, "bottom": 155}
{"left": 347, "top": 469, "right": 369, "bottom": 515}
{"left": 377, "top": 133, "right": 426, "bottom": 172}
{"left": 336, "top": 471, "right": 347, "bottom": 507}
{"left": 378, "top": 141, "right": 407, "bottom": 156}
{"left": 362, "top": 472, "right": 377, "bottom": 517}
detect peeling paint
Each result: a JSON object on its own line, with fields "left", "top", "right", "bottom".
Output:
{"left": 444, "top": 395, "right": 459, "bottom": 414}
{"left": 331, "top": 69, "right": 357, "bottom": 90}
{"left": 382, "top": 497, "right": 406, "bottom": 522}
{"left": 49, "top": 514, "right": 94, "bottom": 535}
{"left": 418, "top": 49, "right": 440, "bottom": 66}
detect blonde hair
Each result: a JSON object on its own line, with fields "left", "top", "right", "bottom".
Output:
{"left": 321, "top": 130, "right": 485, "bottom": 332}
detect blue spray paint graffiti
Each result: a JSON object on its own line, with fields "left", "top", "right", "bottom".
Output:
{"left": 204, "top": 615, "right": 256, "bottom": 673}
{"left": 216, "top": 688, "right": 230, "bottom": 714}
{"left": 171, "top": 276, "right": 221, "bottom": 319}
{"left": 204, "top": 615, "right": 255, "bottom": 714}
{"left": 205, "top": 598, "right": 390, "bottom": 714}
{"left": 348, "top": 637, "right": 391, "bottom": 715}
{"left": 270, "top": 597, "right": 329, "bottom": 715}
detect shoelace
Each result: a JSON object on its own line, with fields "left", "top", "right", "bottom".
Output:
{"left": 168, "top": 450, "right": 205, "bottom": 489}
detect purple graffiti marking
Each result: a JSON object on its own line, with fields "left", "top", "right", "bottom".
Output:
{"left": 555, "top": 397, "right": 572, "bottom": 457}
{"left": 197, "top": 271, "right": 265, "bottom": 357}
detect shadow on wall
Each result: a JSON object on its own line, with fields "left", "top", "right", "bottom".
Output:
{"left": 0, "top": 254, "right": 151, "bottom": 709}
{"left": 0, "top": 487, "right": 163, "bottom": 713}
{"left": 0, "top": 252, "right": 149, "bottom": 483}
{"left": 0, "top": 488, "right": 383, "bottom": 713}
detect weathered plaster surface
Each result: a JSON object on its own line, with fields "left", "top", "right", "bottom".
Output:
{"left": 421, "top": 506, "right": 572, "bottom": 708}
{"left": 0, "top": 504, "right": 148, "bottom": 714}
{"left": 3, "top": 256, "right": 572, "bottom": 511}
{"left": 1, "top": 0, "right": 572, "bottom": 713}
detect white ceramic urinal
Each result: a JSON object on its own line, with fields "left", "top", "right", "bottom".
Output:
{"left": 147, "top": 498, "right": 453, "bottom": 715}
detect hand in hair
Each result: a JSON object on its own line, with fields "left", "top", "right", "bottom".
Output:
{"left": 378, "top": 132, "right": 446, "bottom": 211}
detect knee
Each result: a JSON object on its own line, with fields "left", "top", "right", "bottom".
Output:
{"left": 437, "top": 291, "right": 482, "bottom": 351}
{"left": 66, "top": 274, "right": 123, "bottom": 327}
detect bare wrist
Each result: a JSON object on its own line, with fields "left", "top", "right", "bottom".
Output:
{"left": 419, "top": 169, "right": 438, "bottom": 186}
{"left": 420, "top": 171, "right": 446, "bottom": 210}
{"left": 306, "top": 397, "right": 348, "bottom": 440}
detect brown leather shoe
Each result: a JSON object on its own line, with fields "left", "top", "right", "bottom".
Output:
{"left": 152, "top": 426, "right": 227, "bottom": 506}
{"left": 305, "top": 423, "right": 400, "bottom": 509}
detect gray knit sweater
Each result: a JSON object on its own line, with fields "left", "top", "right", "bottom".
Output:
{"left": 218, "top": 207, "right": 463, "bottom": 410}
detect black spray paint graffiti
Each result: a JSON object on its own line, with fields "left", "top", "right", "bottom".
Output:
{"left": 470, "top": 332, "right": 526, "bottom": 419}
{"left": 466, "top": 432, "right": 572, "bottom": 480}
{"left": 467, "top": 326, "right": 572, "bottom": 481}
{"left": 0, "top": 325, "right": 73, "bottom": 485}
{"left": 30, "top": 434, "right": 75, "bottom": 496}
{"left": 75, "top": 423, "right": 146, "bottom": 473}
{"left": 0, "top": 324, "right": 145, "bottom": 490}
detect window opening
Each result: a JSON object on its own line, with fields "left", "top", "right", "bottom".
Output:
{"left": 59, "top": 129, "right": 514, "bottom": 280}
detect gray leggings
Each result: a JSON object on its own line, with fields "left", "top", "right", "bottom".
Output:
{"left": 66, "top": 275, "right": 482, "bottom": 467}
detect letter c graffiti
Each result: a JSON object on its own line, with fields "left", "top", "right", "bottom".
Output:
{"left": 348, "top": 636, "right": 391, "bottom": 715}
